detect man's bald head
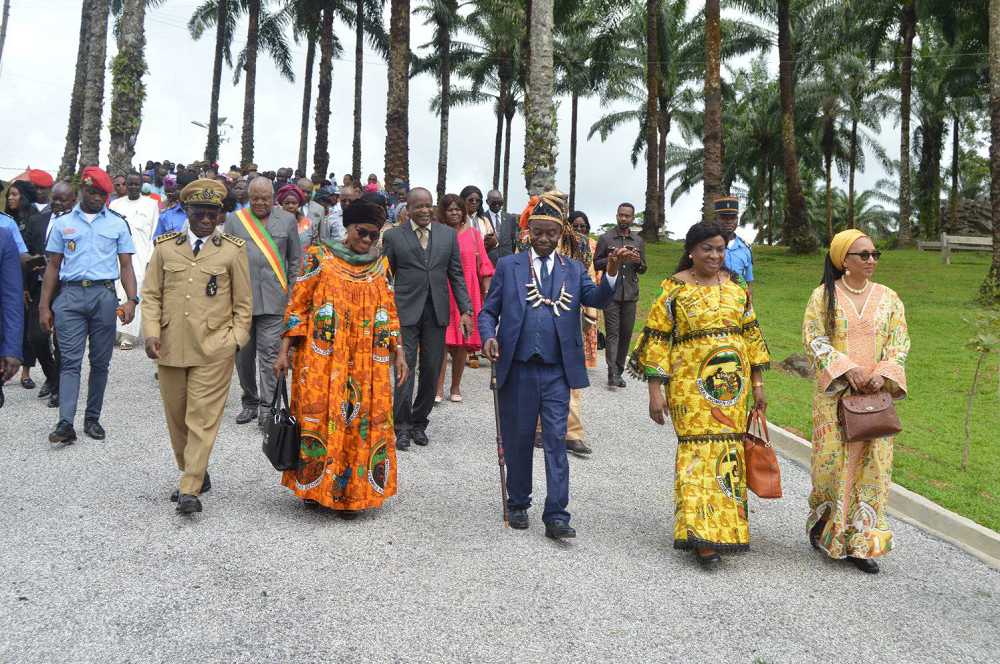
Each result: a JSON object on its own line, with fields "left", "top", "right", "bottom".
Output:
{"left": 407, "top": 188, "right": 434, "bottom": 227}
{"left": 248, "top": 176, "right": 274, "bottom": 218}
{"left": 486, "top": 189, "right": 504, "bottom": 213}
{"left": 50, "top": 182, "right": 77, "bottom": 216}
{"left": 296, "top": 177, "right": 313, "bottom": 203}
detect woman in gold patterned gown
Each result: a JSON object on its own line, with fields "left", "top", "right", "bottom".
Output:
{"left": 629, "top": 221, "right": 770, "bottom": 567}
{"left": 802, "top": 229, "right": 909, "bottom": 575}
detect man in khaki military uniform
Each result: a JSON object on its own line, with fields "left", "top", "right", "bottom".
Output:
{"left": 141, "top": 179, "right": 253, "bottom": 514}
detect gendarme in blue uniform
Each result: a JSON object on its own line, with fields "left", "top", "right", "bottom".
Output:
{"left": 725, "top": 234, "right": 754, "bottom": 283}
{"left": 46, "top": 204, "right": 135, "bottom": 429}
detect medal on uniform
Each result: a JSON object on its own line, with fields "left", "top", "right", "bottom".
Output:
{"left": 206, "top": 274, "right": 217, "bottom": 297}
{"left": 175, "top": 235, "right": 185, "bottom": 245}
{"left": 67, "top": 240, "right": 75, "bottom": 251}
{"left": 212, "top": 235, "right": 222, "bottom": 247}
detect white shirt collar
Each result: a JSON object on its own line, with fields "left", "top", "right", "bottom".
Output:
{"left": 529, "top": 248, "right": 555, "bottom": 269}
{"left": 189, "top": 228, "right": 210, "bottom": 250}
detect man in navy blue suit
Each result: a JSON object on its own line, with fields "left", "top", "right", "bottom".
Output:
{"left": 478, "top": 192, "right": 631, "bottom": 540}
{"left": 0, "top": 226, "right": 26, "bottom": 402}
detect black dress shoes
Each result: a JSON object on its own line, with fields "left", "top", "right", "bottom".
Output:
{"left": 566, "top": 439, "right": 592, "bottom": 455}
{"left": 614, "top": 373, "right": 627, "bottom": 388}
{"left": 176, "top": 494, "right": 202, "bottom": 514}
{"left": 171, "top": 472, "right": 211, "bottom": 502}
{"left": 395, "top": 432, "right": 411, "bottom": 451}
{"left": 411, "top": 429, "right": 429, "bottom": 446}
{"left": 302, "top": 498, "right": 320, "bottom": 508}
{"left": 235, "top": 406, "right": 257, "bottom": 425}
{"left": 545, "top": 519, "right": 576, "bottom": 540}
{"left": 38, "top": 382, "right": 52, "bottom": 398}
{"left": 83, "top": 419, "right": 105, "bottom": 440}
{"left": 48, "top": 420, "right": 77, "bottom": 444}
{"left": 695, "top": 549, "right": 722, "bottom": 568}
{"left": 509, "top": 508, "right": 529, "bottom": 530}
{"left": 849, "top": 556, "right": 880, "bottom": 574}
{"left": 47, "top": 393, "right": 59, "bottom": 408}
{"left": 21, "top": 377, "right": 35, "bottom": 390}
{"left": 809, "top": 520, "right": 826, "bottom": 550}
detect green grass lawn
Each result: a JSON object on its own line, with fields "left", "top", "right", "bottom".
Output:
{"left": 627, "top": 242, "right": 1000, "bottom": 533}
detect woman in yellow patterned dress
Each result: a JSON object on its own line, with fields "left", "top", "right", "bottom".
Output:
{"left": 629, "top": 221, "right": 770, "bottom": 567}
{"left": 802, "top": 229, "right": 909, "bottom": 574}
{"left": 273, "top": 201, "right": 408, "bottom": 518}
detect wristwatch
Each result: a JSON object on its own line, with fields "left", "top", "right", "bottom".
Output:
{"left": 128, "top": 295, "right": 140, "bottom": 305}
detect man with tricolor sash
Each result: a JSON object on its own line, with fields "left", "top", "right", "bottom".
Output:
{"left": 223, "top": 177, "right": 301, "bottom": 426}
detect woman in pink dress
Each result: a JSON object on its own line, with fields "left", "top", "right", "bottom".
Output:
{"left": 435, "top": 194, "right": 494, "bottom": 402}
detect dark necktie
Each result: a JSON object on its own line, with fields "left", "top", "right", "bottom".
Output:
{"left": 540, "top": 257, "right": 550, "bottom": 295}
{"left": 193, "top": 239, "right": 203, "bottom": 256}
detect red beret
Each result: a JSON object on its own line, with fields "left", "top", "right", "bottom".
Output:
{"left": 80, "top": 167, "right": 112, "bottom": 194}
{"left": 28, "top": 169, "right": 54, "bottom": 188}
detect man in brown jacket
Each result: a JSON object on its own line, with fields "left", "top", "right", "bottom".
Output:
{"left": 141, "top": 179, "right": 253, "bottom": 514}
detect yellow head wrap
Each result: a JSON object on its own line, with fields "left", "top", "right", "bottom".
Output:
{"left": 829, "top": 229, "right": 869, "bottom": 270}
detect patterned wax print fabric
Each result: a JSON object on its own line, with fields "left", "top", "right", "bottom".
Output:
{"left": 445, "top": 226, "right": 494, "bottom": 350}
{"left": 802, "top": 283, "right": 909, "bottom": 560}
{"left": 628, "top": 276, "right": 770, "bottom": 551}
{"left": 584, "top": 237, "right": 600, "bottom": 367}
{"left": 280, "top": 243, "right": 402, "bottom": 510}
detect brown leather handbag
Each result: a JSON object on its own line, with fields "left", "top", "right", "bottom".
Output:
{"left": 838, "top": 391, "right": 902, "bottom": 442}
{"left": 743, "top": 410, "right": 782, "bottom": 499}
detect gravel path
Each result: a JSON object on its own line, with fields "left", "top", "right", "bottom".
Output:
{"left": 1, "top": 351, "right": 998, "bottom": 663}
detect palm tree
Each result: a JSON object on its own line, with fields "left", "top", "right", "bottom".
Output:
{"left": 242, "top": 0, "right": 261, "bottom": 165}
{"left": 702, "top": 0, "right": 721, "bottom": 219}
{"left": 289, "top": 1, "right": 321, "bottom": 175}
{"left": 107, "top": 0, "right": 148, "bottom": 177}
{"left": 384, "top": 0, "right": 410, "bottom": 185}
{"left": 413, "top": 0, "right": 464, "bottom": 201}
{"left": 349, "top": 0, "right": 387, "bottom": 179}
{"left": 642, "top": 0, "right": 660, "bottom": 236}
{"left": 523, "top": 0, "right": 558, "bottom": 194}
{"left": 314, "top": 2, "right": 334, "bottom": 179}
{"left": 80, "top": 0, "right": 110, "bottom": 170}
{"left": 985, "top": 0, "right": 1000, "bottom": 301}
{"left": 189, "top": 0, "right": 231, "bottom": 163}
{"left": 777, "top": 0, "right": 817, "bottom": 253}
{"left": 59, "top": 0, "right": 94, "bottom": 179}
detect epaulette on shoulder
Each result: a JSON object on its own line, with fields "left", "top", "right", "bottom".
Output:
{"left": 221, "top": 232, "right": 245, "bottom": 247}
{"left": 107, "top": 208, "right": 126, "bottom": 221}
{"left": 154, "top": 231, "right": 181, "bottom": 244}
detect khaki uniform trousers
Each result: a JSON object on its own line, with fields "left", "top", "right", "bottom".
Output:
{"left": 158, "top": 354, "right": 236, "bottom": 495}
{"left": 536, "top": 388, "right": 584, "bottom": 440}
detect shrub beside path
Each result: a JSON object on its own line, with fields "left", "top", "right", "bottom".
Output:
{"left": 1, "top": 352, "right": 998, "bottom": 662}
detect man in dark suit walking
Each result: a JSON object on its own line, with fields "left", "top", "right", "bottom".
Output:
{"left": 382, "top": 187, "right": 474, "bottom": 450}
{"left": 485, "top": 190, "right": 520, "bottom": 259}
{"left": 479, "top": 192, "right": 630, "bottom": 540}
{"left": 594, "top": 202, "right": 647, "bottom": 388}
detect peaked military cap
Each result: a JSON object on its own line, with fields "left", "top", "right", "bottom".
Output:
{"left": 180, "top": 178, "right": 227, "bottom": 208}
{"left": 714, "top": 196, "right": 739, "bottom": 215}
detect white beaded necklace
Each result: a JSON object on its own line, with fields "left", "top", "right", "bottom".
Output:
{"left": 526, "top": 253, "right": 573, "bottom": 316}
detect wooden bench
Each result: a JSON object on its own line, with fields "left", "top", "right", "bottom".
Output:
{"left": 937, "top": 233, "right": 993, "bottom": 264}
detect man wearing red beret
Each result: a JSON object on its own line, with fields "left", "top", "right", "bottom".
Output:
{"left": 28, "top": 170, "right": 54, "bottom": 213}
{"left": 38, "top": 166, "right": 139, "bottom": 444}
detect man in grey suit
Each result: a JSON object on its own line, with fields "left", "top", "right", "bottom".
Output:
{"left": 296, "top": 177, "right": 325, "bottom": 231}
{"left": 382, "top": 187, "right": 474, "bottom": 450}
{"left": 222, "top": 177, "right": 301, "bottom": 425}
{"left": 486, "top": 189, "right": 520, "bottom": 259}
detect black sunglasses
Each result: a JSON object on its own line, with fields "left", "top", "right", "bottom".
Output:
{"left": 846, "top": 251, "right": 881, "bottom": 261}
{"left": 465, "top": 197, "right": 482, "bottom": 203}
{"left": 186, "top": 209, "right": 221, "bottom": 221}
{"left": 351, "top": 227, "right": 380, "bottom": 240}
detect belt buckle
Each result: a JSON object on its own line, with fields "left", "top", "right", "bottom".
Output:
{"left": 81, "top": 279, "right": 92, "bottom": 287}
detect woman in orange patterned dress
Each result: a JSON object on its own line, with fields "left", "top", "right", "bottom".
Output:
{"left": 570, "top": 211, "right": 600, "bottom": 367}
{"left": 274, "top": 201, "right": 408, "bottom": 518}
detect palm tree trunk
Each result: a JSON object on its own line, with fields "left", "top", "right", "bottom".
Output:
{"left": 79, "top": 0, "right": 109, "bottom": 170}
{"left": 107, "top": 0, "right": 147, "bottom": 178}
{"left": 523, "top": 0, "right": 557, "bottom": 195}
{"left": 0, "top": 0, "right": 11, "bottom": 75}
{"left": 205, "top": 0, "right": 226, "bottom": 163}
{"left": 658, "top": 106, "right": 670, "bottom": 237}
{"left": 436, "top": 18, "right": 451, "bottom": 202}
{"left": 384, "top": 0, "right": 410, "bottom": 185}
{"left": 59, "top": 0, "right": 93, "bottom": 179}
{"left": 777, "top": 0, "right": 816, "bottom": 254}
{"left": 950, "top": 112, "right": 960, "bottom": 232}
{"left": 641, "top": 0, "right": 659, "bottom": 240}
{"left": 824, "top": 153, "right": 833, "bottom": 241}
{"left": 569, "top": 88, "right": 578, "bottom": 213}
{"left": 313, "top": 5, "right": 334, "bottom": 181}
{"left": 492, "top": 95, "right": 504, "bottom": 191}
{"left": 297, "top": 35, "right": 316, "bottom": 176}
{"left": 503, "top": 107, "right": 513, "bottom": 211}
{"left": 848, "top": 116, "right": 858, "bottom": 228}
{"left": 240, "top": 0, "right": 260, "bottom": 167}
{"left": 757, "top": 164, "right": 767, "bottom": 244}
{"left": 897, "top": 0, "right": 916, "bottom": 247}
{"left": 352, "top": 0, "right": 364, "bottom": 180}
{"left": 702, "top": 0, "right": 722, "bottom": 219}
{"left": 767, "top": 162, "right": 774, "bottom": 245}
{"left": 985, "top": 0, "right": 1000, "bottom": 301}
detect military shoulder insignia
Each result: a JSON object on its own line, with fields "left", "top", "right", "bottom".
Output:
{"left": 206, "top": 274, "right": 218, "bottom": 297}
{"left": 221, "top": 232, "right": 245, "bottom": 247}
{"left": 154, "top": 231, "right": 181, "bottom": 244}
{"left": 212, "top": 234, "right": 222, "bottom": 247}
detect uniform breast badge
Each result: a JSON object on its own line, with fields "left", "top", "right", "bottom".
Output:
{"left": 175, "top": 234, "right": 186, "bottom": 245}
{"left": 206, "top": 274, "right": 218, "bottom": 297}
{"left": 67, "top": 240, "right": 75, "bottom": 251}
{"left": 212, "top": 235, "right": 222, "bottom": 247}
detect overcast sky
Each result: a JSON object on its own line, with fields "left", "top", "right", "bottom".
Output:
{"left": 0, "top": 0, "right": 963, "bottom": 239}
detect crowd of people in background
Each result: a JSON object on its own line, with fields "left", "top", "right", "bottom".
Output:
{"left": 0, "top": 159, "right": 909, "bottom": 574}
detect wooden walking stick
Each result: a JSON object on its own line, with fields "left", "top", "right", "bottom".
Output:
{"left": 490, "top": 361, "right": 510, "bottom": 530}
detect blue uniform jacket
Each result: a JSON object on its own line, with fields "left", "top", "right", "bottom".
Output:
{"left": 478, "top": 251, "right": 615, "bottom": 390}
{"left": 0, "top": 228, "right": 24, "bottom": 360}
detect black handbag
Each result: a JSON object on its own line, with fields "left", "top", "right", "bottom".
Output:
{"left": 262, "top": 373, "right": 301, "bottom": 471}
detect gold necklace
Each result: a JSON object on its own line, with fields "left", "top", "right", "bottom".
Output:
{"left": 690, "top": 269, "right": 723, "bottom": 313}
{"left": 841, "top": 277, "right": 870, "bottom": 295}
